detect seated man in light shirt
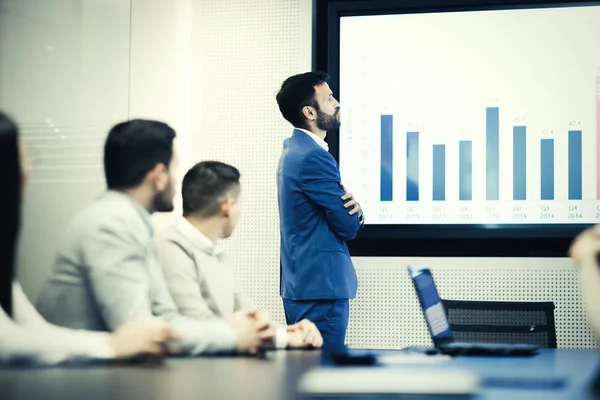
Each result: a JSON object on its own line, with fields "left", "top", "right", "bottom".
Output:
{"left": 158, "top": 161, "right": 323, "bottom": 349}
{"left": 36, "top": 119, "right": 271, "bottom": 355}
{"left": 0, "top": 111, "right": 173, "bottom": 365}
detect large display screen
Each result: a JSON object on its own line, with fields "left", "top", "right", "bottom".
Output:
{"left": 338, "top": 5, "right": 600, "bottom": 226}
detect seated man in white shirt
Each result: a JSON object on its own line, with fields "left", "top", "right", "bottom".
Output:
{"left": 36, "top": 119, "right": 270, "bottom": 356}
{"left": 158, "top": 161, "right": 323, "bottom": 348}
{"left": 0, "top": 111, "right": 174, "bottom": 366}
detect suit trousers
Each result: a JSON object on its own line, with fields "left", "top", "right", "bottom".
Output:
{"left": 283, "top": 298, "right": 349, "bottom": 350}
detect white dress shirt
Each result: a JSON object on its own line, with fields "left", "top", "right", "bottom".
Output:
{"left": 296, "top": 128, "right": 329, "bottom": 151}
{"left": 0, "top": 282, "right": 114, "bottom": 366}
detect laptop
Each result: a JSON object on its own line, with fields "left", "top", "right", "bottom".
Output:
{"left": 407, "top": 266, "right": 539, "bottom": 356}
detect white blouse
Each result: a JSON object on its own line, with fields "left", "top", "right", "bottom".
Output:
{"left": 0, "top": 282, "right": 114, "bottom": 366}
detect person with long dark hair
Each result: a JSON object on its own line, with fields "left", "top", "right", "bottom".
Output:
{"left": 0, "top": 112, "right": 19, "bottom": 319}
{"left": 0, "top": 112, "right": 175, "bottom": 365}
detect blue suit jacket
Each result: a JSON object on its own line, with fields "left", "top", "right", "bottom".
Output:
{"left": 277, "top": 129, "right": 361, "bottom": 300}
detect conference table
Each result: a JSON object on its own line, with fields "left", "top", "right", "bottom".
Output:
{"left": 0, "top": 349, "right": 598, "bottom": 399}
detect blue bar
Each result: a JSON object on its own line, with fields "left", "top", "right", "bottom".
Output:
{"left": 513, "top": 126, "right": 527, "bottom": 200}
{"left": 459, "top": 141, "right": 472, "bottom": 201}
{"left": 380, "top": 115, "right": 393, "bottom": 201}
{"left": 568, "top": 130, "right": 582, "bottom": 200}
{"left": 541, "top": 139, "right": 554, "bottom": 200}
{"left": 406, "top": 131, "right": 419, "bottom": 201}
{"left": 486, "top": 107, "right": 499, "bottom": 200}
{"left": 433, "top": 145, "right": 445, "bottom": 201}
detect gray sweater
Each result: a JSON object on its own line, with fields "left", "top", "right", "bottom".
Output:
{"left": 158, "top": 217, "right": 252, "bottom": 321}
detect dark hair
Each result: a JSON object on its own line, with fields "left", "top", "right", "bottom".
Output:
{"left": 182, "top": 161, "right": 241, "bottom": 218}
{"left": 276, "top": 71, "right": 330, "bottom": 129}
{"left": 104, "top": 119, "right": 176, "bottom": 190}
{"left": 0, "top": 112, "right": 21, "bottom": 317}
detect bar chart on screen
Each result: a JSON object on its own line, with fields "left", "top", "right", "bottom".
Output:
{"left": 355, "top": 106, "right": 595, "bottom": 224}
{"left": 338, "top": 7, "right": 600, "bottom": 225}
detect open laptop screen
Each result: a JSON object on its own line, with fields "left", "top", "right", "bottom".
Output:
{"left": 409, "top": 267, "right": 453, "bottom": 343}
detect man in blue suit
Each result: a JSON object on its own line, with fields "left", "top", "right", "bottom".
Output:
{"left": 275, "top": 72, "right": 363, "bottom": 349}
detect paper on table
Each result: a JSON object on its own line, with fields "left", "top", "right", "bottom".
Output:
{"left": 298, "top": 367, "right": 479, "bottom": 395}
{"left": 378, "top": 354, "right": 451, "bottom": 364}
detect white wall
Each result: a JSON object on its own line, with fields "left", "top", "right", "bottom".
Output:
{"left": 128, "top": 0, "right": 193, "bottom": 230}
{"left": 349, "top": 257, "right": 596, "bottom": 348}
{"left": 0, "top": 0, "right": 131, "bottom": 299}
{"left": 0, "top": 0, "right": 193, "bottom": 298}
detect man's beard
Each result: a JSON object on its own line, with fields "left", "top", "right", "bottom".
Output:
{"left": 152, "top": 189, "right": 174, "bottom": 212}
{"left": 315, "top": 107, "right": 340, "bottom": 131}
